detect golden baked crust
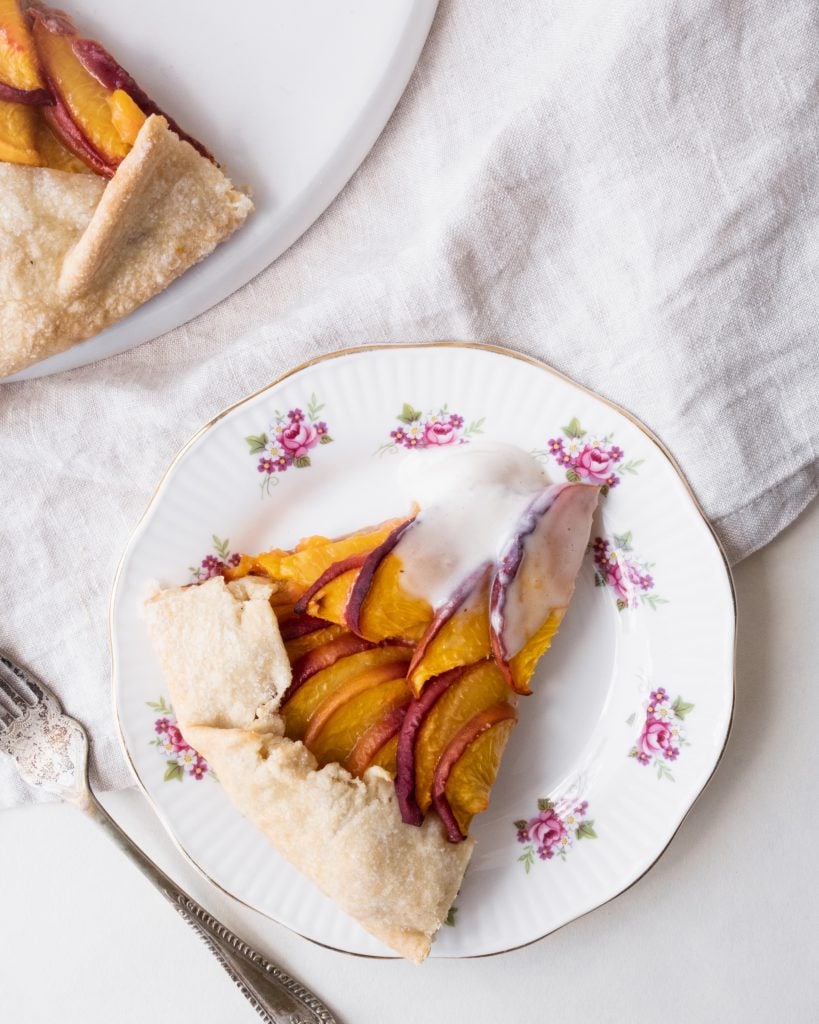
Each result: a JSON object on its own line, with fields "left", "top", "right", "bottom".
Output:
{"left": 58, "top": 114, "right": 252, "bottom": 301}
{"left": 0, "top": 161, "right": 105, "bottom": 375}
{"left": 0, "top": 115, "right": 252, "bottom": 378}
{"left": 144, "top": 576, "right": 473, "bottom": 962}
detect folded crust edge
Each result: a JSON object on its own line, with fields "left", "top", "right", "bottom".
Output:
{"left": 144, "top": 576, "right": 473, "bottom": 962}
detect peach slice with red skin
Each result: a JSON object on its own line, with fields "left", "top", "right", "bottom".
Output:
{"left": 253, "top": 515, "right": 409, "bottom": 604}
{"left": 35, "top": 115, "right": 93, "bottom": 172}
{"left": 406, "top": 561, "right": 492, "bottom": 697}
{"left": 394, "top": 663, "right": 470, "bottom": 826}
{"left": 304, "top": 567, "right": 361, "bottom": 624}
{"left": 31, "top": 8, "right": 130, "bottom": 175}
{"left": 370, "top": 733, "right": 399, "bottom": 775}
{"left": 283, "top": 622, "right": 348, "bottom": 665}
{"left": 278, "top": 613, "right": 333, "bottom": 642}
{"left": 303, "top": 662, "right": 409, "bottom": 750}
{"left": 293, "top": 551, "right": 367, "bottom": 616}
{"left": 345, "top": 702, "right": 409, "bottom": 777}
{"left": 306, "top": 672, "right": 410, "bottom": 767}
{"left": 345, "top": 517, "right": 435, "bottom": 644}
{"left": 71, "top": 34, "right": 211, "bottom": 159}
{"left": 489, "top": 483, "right": 600, "bottom": 694}
{"left": 351, "top": 550, "right": 433, "bottom": 643}
{"left": 413, "top": 658, "right": 511, "bottom": 816}
{"left": 396, "top": 658, "right": 516, "bottom": 829}
{"left": 0, "top": 0, "right": 50, "bottom": 104}
{"left": 441, "top": 711, "right": 518, "bottom": 838}
{"left": 281, "top": 645, "right": 412, "bottom": 741}
{"left": 285, "top": 632, "right": 376, "bottom": 700}
{"left": 344, "top": 516, "right": 417, "bottom": 635}
{"left": 431, "top": 702, "right": 517, "bottom": 843}
{"left": 30, "top": 6, "right": 209, "bottom": 176}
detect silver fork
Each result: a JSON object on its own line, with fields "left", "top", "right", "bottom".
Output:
{"left": 0, "top": 652, "right": 339, "bottom": 1024}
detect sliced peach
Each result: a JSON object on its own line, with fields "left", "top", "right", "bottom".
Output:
{"left": 0, "top": 94, "right": 38, "bottom": 164}
{"left": 354, "top": 552, "right": 433, "bottom": 643}
{"left": 41, "top": 92, "right": 110, "bottom": 174}
{"left": 0, "top": 0, "right": 50, "bottom": 104}
{"left": 279, "top": 613, "right": 333, "bottom": 643}
{"left": 345, "top": 517, "right": 428, "bottom": 640}
{"left": 31, "top": 6, "right": 209, "bottom": 176}
{"left": 35, "top": 116, "right": 93, "bottom": 172}
{"left": 443, "top": 713, "right": 517, "bottom": 838}
{"left": 369, "top": 732, "right": 399, "bottom": 775}
{"left": 407, "top": 562, "right": 492, "bottom": 697}
{"left": 295, "top": 534, "right": 333, "bottom": 552}
{"left": 432, "top": 702, "right": 517, "bottom": 842}
{"left": 272, "top": 603, "right": 296, "bottom": 622}
{"left": 253, "top": 516, "right": 409, "bottom": 603}
{"left": 282, "top": 645, "right": 411, "bottom": 741}
{"left": 293, "top": 551, "right": 367, "bottom": 617}
{"left": 285, "top": 632, "right": 375, "bottom": 699}
{"left": 506, "top": 609, "right": 564, "bottom": 690}
{"left": 221, "top": 554, "right": 256, "bottom": 582}
{"left": 72, "top": 34, "right": 211, "bottom": 160}
{"left": 345, "top": 702, "right": 408, "bottom": 777}
{"left": 414, "top": 659, "right": 511, "bottom": 816}
{"left": 31, "top": 9, "right": 129, "bottom": 175}
{"left": 283, "top": 622, "right": 347, "bottom": 665}
{"left": 304, "top": 567, "right": 361, "bottom": 624}
{"left": 490, "top": 483, "right": 599, "bottom": 694}
{"left": 307, "top": 674, "right": 410, "bottom": 768}
{"left": 394, "top": 663, "right": 471, "bottom": 826}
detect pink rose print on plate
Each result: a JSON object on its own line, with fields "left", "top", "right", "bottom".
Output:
{"left": 593, "top": 531, "right": 668, "bottom": 611}
{"left": 246, "top": 393, "right": 333, "bottom": 497}
{"left": 147, "top": 697, "right": 210, "bottom": 783}
{"left": 377, "top": 402, "right": 484, "bottom": 454}
{"left": 189, "top": 535, "right": 241, "bottom": 582}
{"left": 627, "top": 687, "right": 694, "bottom": 781}
{"left": 540, "top": 417, "right": 643, "bottom": 495}
{"left": 515, "top": 795, "right": 597, "bottom": 872}
{"left": 280, "top": 418, "right": 319, "bottom": 458}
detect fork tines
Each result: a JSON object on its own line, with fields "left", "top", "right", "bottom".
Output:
{"left": 0, "top": 654, "right": 43, "bottom": 729}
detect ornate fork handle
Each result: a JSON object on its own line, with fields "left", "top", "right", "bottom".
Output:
{"left": 82, "top": 793, "right": 335, "bottom": 1024}
{"left": 0, "top": 652, "right": 336, "bottom": 1024}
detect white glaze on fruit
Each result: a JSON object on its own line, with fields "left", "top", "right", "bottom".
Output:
{"left": 395, "top": 441, "right": 549, "bottom": 609}
{"left": 491, "top": 483, "right": 600, "bottom": 659}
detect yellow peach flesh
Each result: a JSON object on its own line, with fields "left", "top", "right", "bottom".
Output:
{"left": 32, "top": 18, "right": 131, "bottom": 164}
{"left": 0, "top": 0, "right": 46, "bottom": 93}
{"left": 0, "top": 95, "right": 38, "bottom": 164}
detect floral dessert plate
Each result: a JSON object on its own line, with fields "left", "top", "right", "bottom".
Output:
{"left": 111, "top": 343, "right": 735, "bottom": 958}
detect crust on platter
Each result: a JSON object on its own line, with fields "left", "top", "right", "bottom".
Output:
{"left": 144, "top": 576, "right": 473, "bottom": 963}
{"left": 0, "top": 115, "right": 252, "bottom": 379}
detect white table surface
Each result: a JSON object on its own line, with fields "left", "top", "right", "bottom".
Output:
{"left": 2, "top": 497, "right": 817, "bottom": 1023}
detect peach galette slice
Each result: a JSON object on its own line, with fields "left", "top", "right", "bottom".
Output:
{"left": 231, "top": 481, "right": 600, "bottom": 844}
{"left": 146, "top": 575, "right": 475, "bottom": 964}
{"left": 145, "top": 479, "right": 598, "bottom": 960}
{"left": 0, "top": 2, "right": 252, "bottom": 378}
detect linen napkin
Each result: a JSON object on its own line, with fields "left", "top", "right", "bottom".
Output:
{"left": 1, "top": 0, "right": 817, "bottom": 807}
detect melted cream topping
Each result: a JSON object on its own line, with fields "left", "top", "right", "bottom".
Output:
{"left": 395, "top": 441, "right": 551, "bottom": 609}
